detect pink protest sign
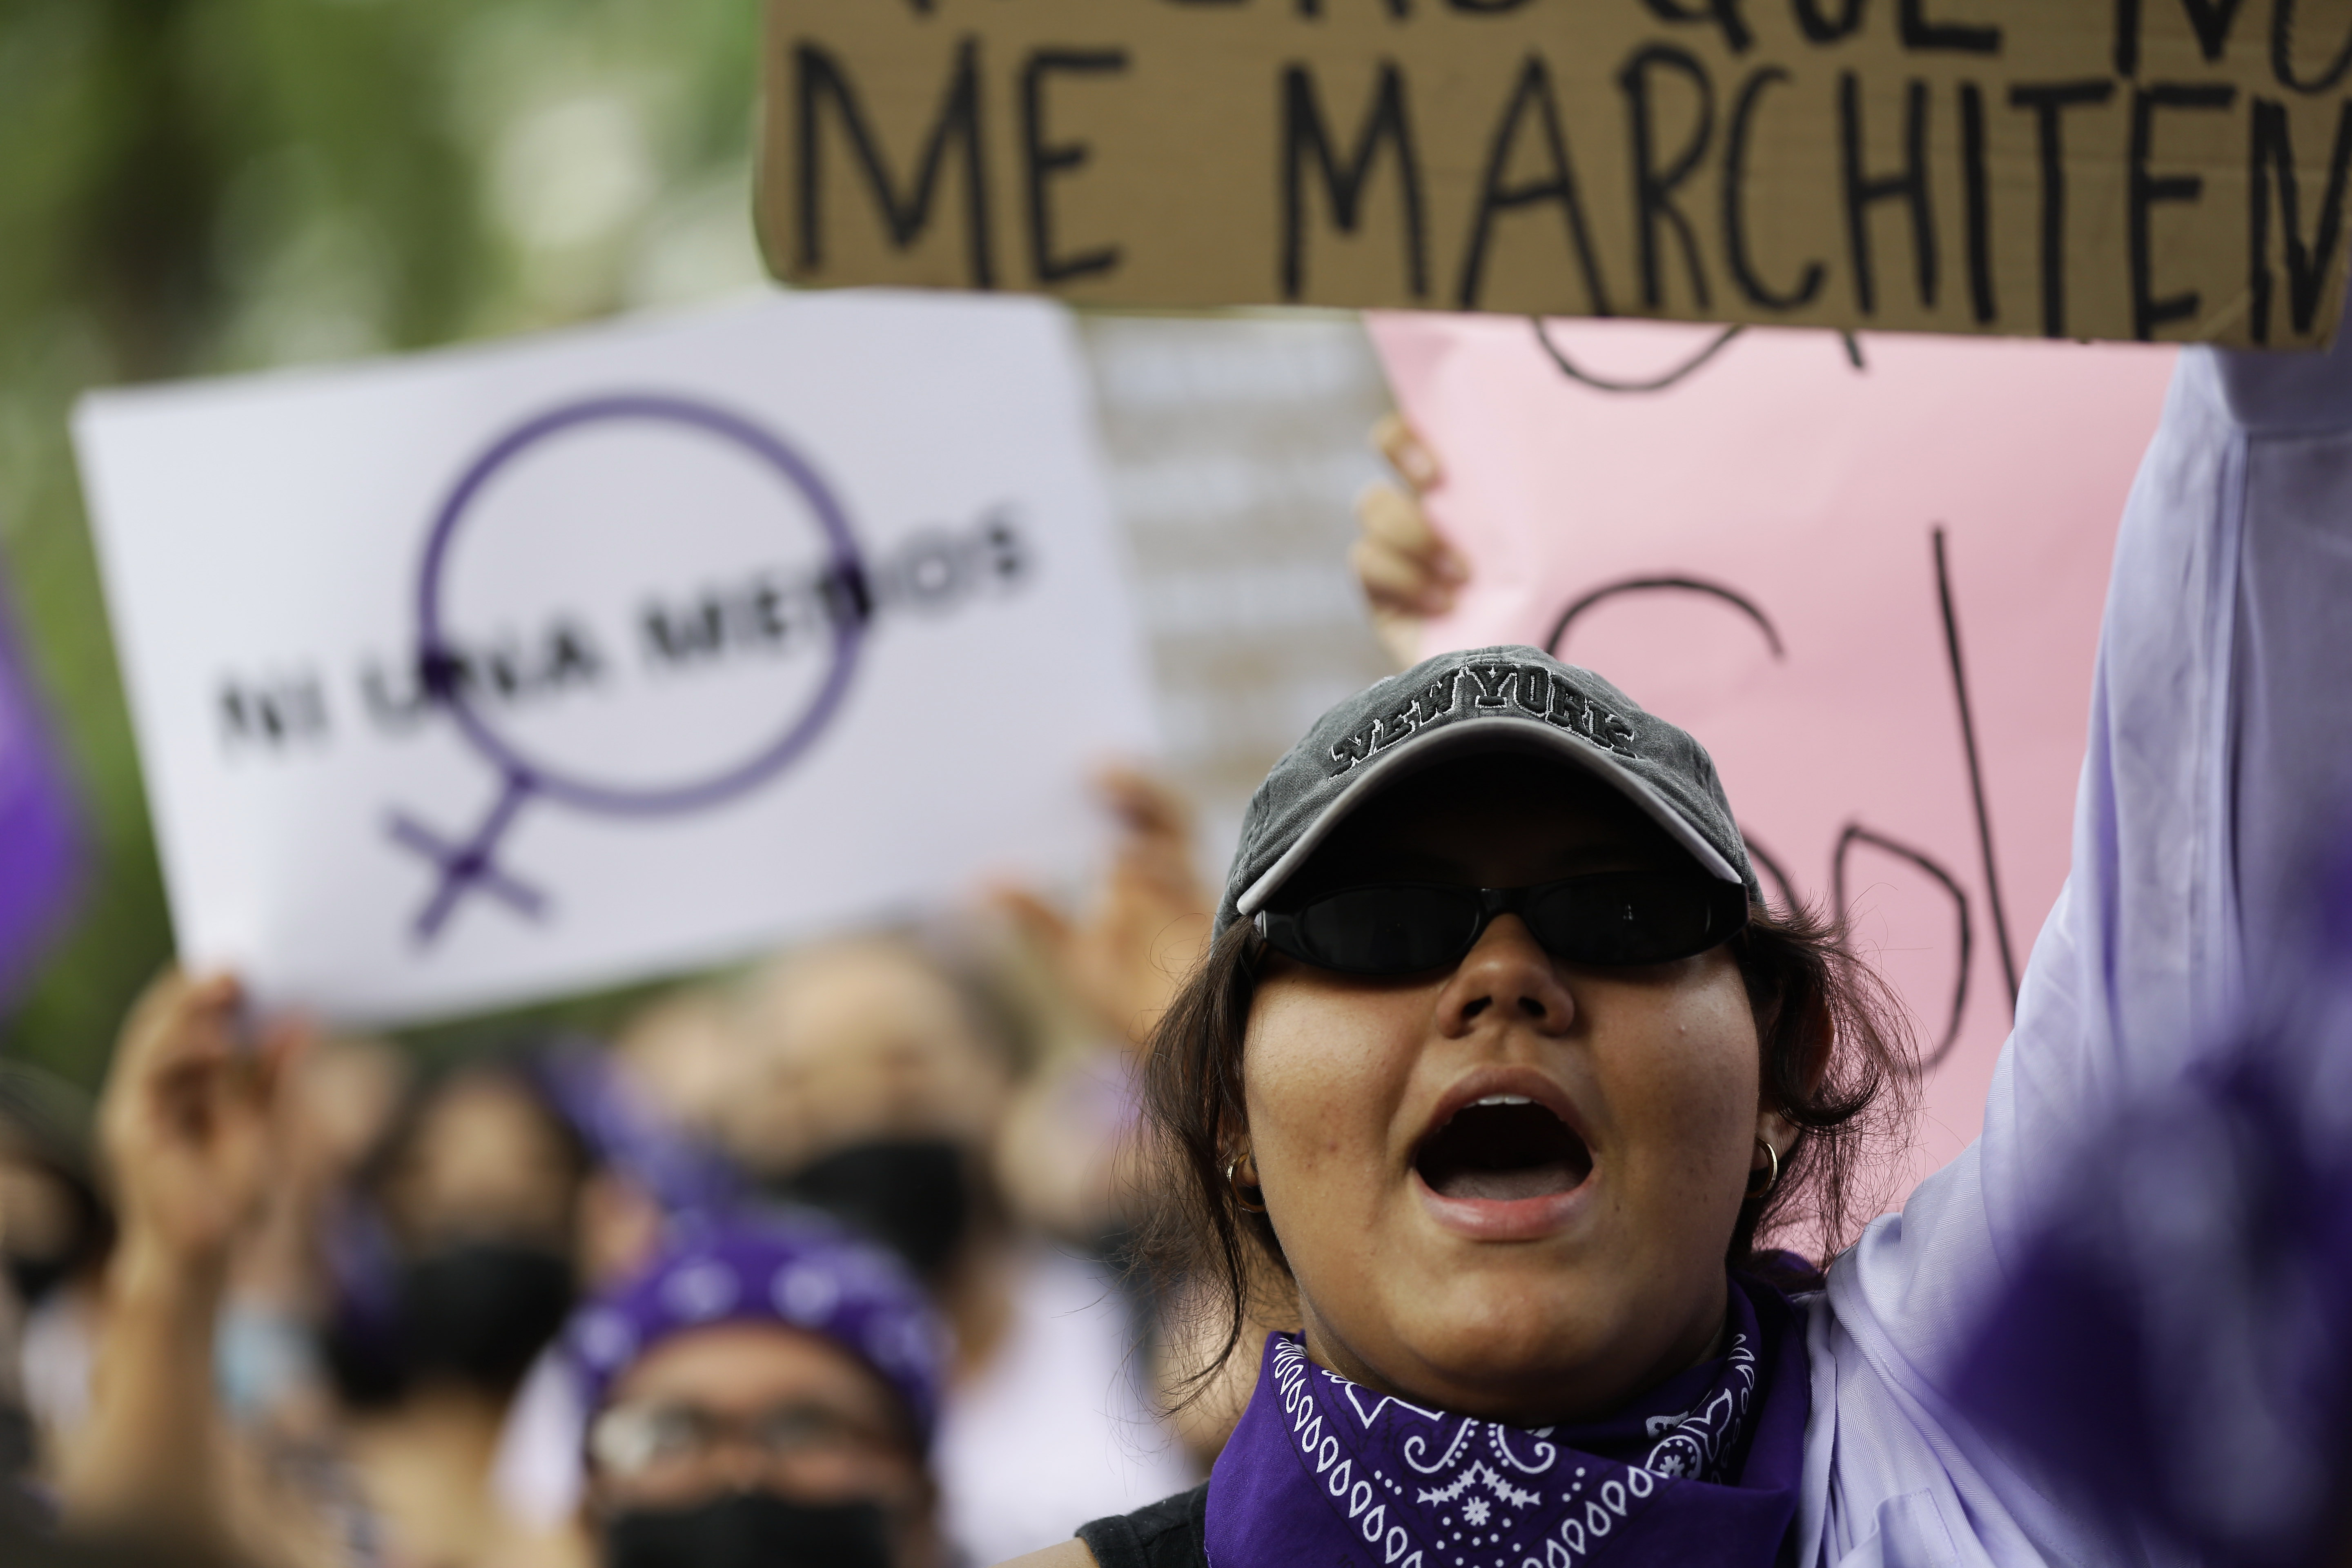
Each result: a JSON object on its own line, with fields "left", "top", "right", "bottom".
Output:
{"left": 1365, "top": 314, "right": 2176, "bottom": 1194}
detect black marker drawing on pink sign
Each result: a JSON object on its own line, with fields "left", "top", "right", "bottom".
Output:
{"left": 388, "top": 395, "right": 868, "bottom": 944}
{"left": 1933, "top": 524, "right": 2020, "bottom": 1008}
{"left": 1543, "top": 559, "right": 1987, "bottom": 1071}
{"left": 1833, "top": 821, "right": 1973, "bottom": 1071}
{"left": 1525, "top": 323, "right": 2028, "bottom": 1069}
{"left": 1545, "top": 573, "right": 1797, "bottom": 913}
{"left": 1530, "top": 321, "right": 1868, "bottom": 393}
{"left": 1544, "top": 575, "right": 1784, "bottom": 662}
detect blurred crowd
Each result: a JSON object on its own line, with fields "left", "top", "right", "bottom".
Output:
{"left": 0, "top": 765, "right": 1229, "bottom": 1568}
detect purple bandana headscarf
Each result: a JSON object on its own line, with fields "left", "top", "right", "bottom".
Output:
{"left": 1205, "top": 1276, "right": 1807, "bottom": 1568}
{"left": 565, "top": 1212, "right": 949, "bottom": 1446}
{"left": 526, "top": 1041, "right": 740, "bottom": 1220}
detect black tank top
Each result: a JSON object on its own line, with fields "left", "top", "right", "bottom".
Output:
{"left": 1075, "top": 1484, "right": 1209, "bottom": 1568}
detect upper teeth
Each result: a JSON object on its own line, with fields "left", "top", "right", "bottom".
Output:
{"left": 1473, "top": 1094, "right": 1535, "bottom": 1107}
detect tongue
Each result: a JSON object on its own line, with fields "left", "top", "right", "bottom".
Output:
{"left": 1432, "top": 1160, "right": 1583, "bottom": 1202}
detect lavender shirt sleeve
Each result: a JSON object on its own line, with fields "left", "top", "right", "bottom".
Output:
{"left": 1795, "top": 335, "right": 2352, "bottom": 1568}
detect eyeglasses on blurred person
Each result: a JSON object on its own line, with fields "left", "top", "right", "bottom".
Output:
{"left": 566, "top": 1217, "right": 946, "bottom": 1568}
{"left": 717, "top": 926, "right": 1198, "bottom": 1563}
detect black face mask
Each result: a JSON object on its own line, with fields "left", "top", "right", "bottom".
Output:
{"left": 604, "top": 1491, "right": 894, "bottom": 1568}
{"left": 773, "top": 1139, "right": 971, "bottom": 1281}
{"left": 4, "top": 1251, "right": 74, "bottom": 1309}
{"left": 399, "top": 1241, "right": 575, "bottom": 1394}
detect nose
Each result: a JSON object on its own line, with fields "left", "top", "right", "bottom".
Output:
{"left": 1434, "top": 914, "right": 1577, "bottom": 1038}
{"left": 709, "top": 1428, "right": 778, "bottom": 1494}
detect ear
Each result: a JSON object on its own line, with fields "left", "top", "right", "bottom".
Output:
{"left": 1220, "top": 1097, "right": 1252, "bottom": 1155}
{"left": 1753, "top": 981, "right": 1824, "bottom": 1172}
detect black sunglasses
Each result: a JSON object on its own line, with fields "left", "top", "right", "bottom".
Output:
{"left": 1253, "top": 870, "right": 1750, "bottom": 976}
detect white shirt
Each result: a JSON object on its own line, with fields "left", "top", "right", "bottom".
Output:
{"left": 1798, "top": 338, "right": 2352, "bottom": 1566}
{"left": 935, "top": 1244, "right": 1197, "bottom": 1565}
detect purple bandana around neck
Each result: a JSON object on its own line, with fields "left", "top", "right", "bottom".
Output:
{"left": 1205, "top": 1276, "right": 1807, "bottom": 1568}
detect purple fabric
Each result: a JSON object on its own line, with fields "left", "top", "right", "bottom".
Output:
{"left": 527, "top": 1042, "right": 741, "bottom": 1220}
{"left": 0, "top": 588, "right": 78, "bottom": 1007}
{"left": 1956, "top": 833, "right": 2352, "bottom": 1568}
{"left": 1205, "top": 1276, "right": 1806, "bottom": 1568}
{"left": 565, "top": 1212, "right": 948, "bottom": 1446}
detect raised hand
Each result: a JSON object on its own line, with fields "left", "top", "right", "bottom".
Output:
{"left": 996, "top": 766, "right": 1212, "bottom": 1052}
{"left": 97, "top": 970, "right": 304, "bottom": 1291}
{"left": 65, "top": 971, "right": 318, "bottom": 1552}
{"left": 1352, "top": 414, "right": 1468, "bottom": 670}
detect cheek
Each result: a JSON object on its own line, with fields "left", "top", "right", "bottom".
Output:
{"left": 1595, "top": 960, "right": 1761, "bottom": 1191}
{"left": 777, "top": 1447, "right": 914, "bottom": 1506}
{"left": 1241, "top": 978, "right": 1419, "bottom": 1189}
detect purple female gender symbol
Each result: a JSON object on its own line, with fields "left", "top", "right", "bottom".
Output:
{"left": 389, "top": 394, "right": 867, "bottom": 942}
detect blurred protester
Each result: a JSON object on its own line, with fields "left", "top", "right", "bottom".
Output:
{"left": 992, "top": 769, "right": 1211, "bottom": 1250}
{"left": 59, "top": 970, "right": 352, "bottom": 1567}
{"left": 320, "top": 1055, "right": 596, "bottom": 1567}
{"left": 529, "top": 1043, "right": 740, "bottom": 1287}
{"left": 610, "top": 990, "right": 742, "bottom": 1148}
{"left": 564, "top": 1215, "right": 947, "bottom": 1568}
{"left": 2, "top": 1282, "right": 30, "bottom": 1531}
{"left": 9, "top": 1505, "right": 259, "bottom": 1568}
{"left": 215, "top": 1036, "right": 408, "bottom": 1439}
{"left": 62, "top": 976, "right": 646, "bottom": 1568}
{"left": 333, "top": 1035, "right": 737, "bottom": 1566}
{"left": 493, "top": 1044, "right": 742, "bottom": 1541}
{"left": 726, "top": 938, "right": 1008, "bottom": 1281}
{"left": 988, "top": 771, "right": 1265, "bottom": 1471}
{"left": 723, "top": 918, "right": 1195, "bottom": 1563}
{"left": 0, "top": 1064, "right": 113, "bottom": 1490}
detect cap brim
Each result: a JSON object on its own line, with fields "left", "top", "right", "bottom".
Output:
{"left": 1234, "top": 717, "right": 1744, "bottom": 918}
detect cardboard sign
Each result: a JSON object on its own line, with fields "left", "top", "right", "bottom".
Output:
{"left": 0, "top": 591, "right": 80, "bottom": 1005}
{"left": 1368, "top": 313, "right": 2176, "bottom": 1186}
{"left": 761, "top": 0, "right": 2352, "bottom": 347}
{"left": 76, "top": 292, "right": 1158, "bottom": 1027}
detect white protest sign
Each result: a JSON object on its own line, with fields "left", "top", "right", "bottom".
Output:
{"left": 77, "top": 291, "right": 1157, "bottom": 1026}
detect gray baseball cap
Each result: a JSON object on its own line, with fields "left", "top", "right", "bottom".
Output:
{"left": 1215, "top": 645, "right": 1760, "bottom": 935}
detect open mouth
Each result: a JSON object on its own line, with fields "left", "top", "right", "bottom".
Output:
{"left": 1414, "top": 1095, "right": 1593, "bottom": 1203}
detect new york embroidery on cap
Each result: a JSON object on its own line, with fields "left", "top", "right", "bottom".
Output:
{"left": 1328, "top": 677, "right": 1455, "bottom": 771}
{"left": 1327, "top": 664, "right": 1637, "bottom": 774}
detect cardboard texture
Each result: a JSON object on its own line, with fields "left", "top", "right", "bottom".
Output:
{"left": 760, "top": 0, "right": 2352, "bottom": 346}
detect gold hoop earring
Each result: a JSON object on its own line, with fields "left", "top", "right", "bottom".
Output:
{"left": 1226, "top": 1156, "right": 1267, "bottom": 1215}
{"left": 1746, "top": 1137, "right": 1782, "bottom": 1199}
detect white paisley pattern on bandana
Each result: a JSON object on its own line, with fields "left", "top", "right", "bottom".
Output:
{"left": 1252, "top": 1328, "right": 1758, "bottom": 1568}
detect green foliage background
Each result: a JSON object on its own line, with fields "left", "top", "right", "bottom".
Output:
{"left": 0, "top": 0, "right": 772, "bottom": 1086}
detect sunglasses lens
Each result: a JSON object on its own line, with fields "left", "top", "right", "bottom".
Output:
{"left": 1292, "top": 886, "right": 1484, "bottom": 973}
{"left": 1525, "top": 873, "right": 1736, "bottom": 964}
